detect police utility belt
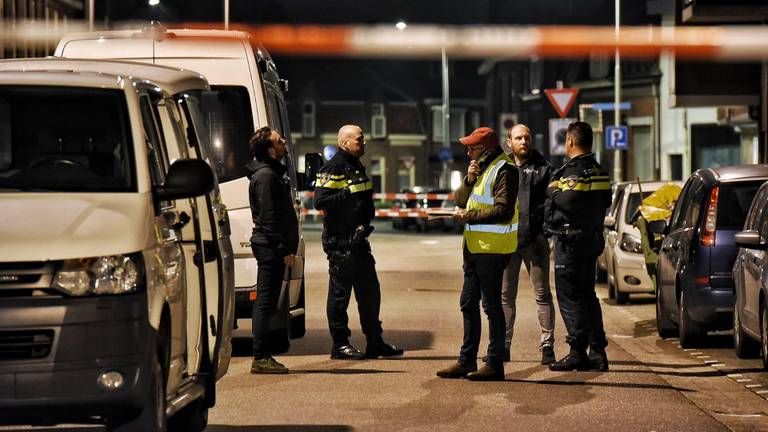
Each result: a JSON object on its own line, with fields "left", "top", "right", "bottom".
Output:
{"left": 323, "top": 225, "right": 374, "bottom": 248}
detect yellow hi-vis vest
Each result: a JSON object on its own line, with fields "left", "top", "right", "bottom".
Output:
{"left": 464, "top": 152, "right": 519, "bottom": 254}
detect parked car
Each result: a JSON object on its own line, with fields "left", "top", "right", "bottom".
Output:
{"left": 392, "top": 187, "right": 451, "bottom": 232}
{"left": 655, "top": 165, "right": 768, "bottom": 347}
{"left": 603, "top": 181, "right": 682, "bottom": 303}
{"left": 732, "top": 180, "right": 768, "bottom": 367}
{"left": 598, "top": 182, "right": 629, "bottom": 284}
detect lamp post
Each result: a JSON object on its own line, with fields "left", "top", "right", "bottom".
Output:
{"left": 613, "top": 0, "right": 622, "bottom": 182}
{"left": 441, "top": 47, "right": 451, "bottom": 189}
{"left": 224, "top": 0, "right": 229, "bottom": 30}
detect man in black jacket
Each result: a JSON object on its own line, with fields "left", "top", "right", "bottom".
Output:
{"left": 544, "top": 121, "right": 611, "bottom": 372}
{"left": 500, "top": 124, "right": 556, "bottom": 365}
{"left": 247, "top": 127, "right": 299, "bottom": 374}
{"left": 314, "top": 124, "right": 403, "bottom": 360}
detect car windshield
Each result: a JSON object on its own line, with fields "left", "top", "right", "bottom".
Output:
{"left": 717, "top": 180, "right": 765, "bottom": 229}
{"left": 0, "top": 86, "right": 133, "bottom": 192}
{"left": 200, "top": 85, "right": 254, "bottom": 183}
{"left": 624, "top": 191, "right": 653, "bottom": 224}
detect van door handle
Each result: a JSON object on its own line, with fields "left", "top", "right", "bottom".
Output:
{"left": 193, "top": 240, "right": 219, "bottom": 266}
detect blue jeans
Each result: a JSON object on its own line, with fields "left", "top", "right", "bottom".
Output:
{"left": 251, "top": 245, "right": 286, "bottom": 359}
{"left": 459, "top": 253, "right": 511, "bottom": 369}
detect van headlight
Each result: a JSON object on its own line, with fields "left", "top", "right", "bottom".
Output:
{"left": 52, "top": 254, "right": 144, "bottom": 296}
{"left": 620, "top": 233, "right": 643, "bottom": 254}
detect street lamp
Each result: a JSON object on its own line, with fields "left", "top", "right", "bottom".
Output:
{"left": 614, "top": 0, "right": 622, "bottom": 182}
{"left": 149, "top": 0, "right": 160, "bottom": 5}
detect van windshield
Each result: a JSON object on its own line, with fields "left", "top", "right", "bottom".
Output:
{"left": 0, "top": 86, "right": 134, "bottom": 192}
{"left": 200, "top": 85, "right": 254, "bottom": 183}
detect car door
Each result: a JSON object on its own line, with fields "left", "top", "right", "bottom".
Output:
{"left": 658, "top": 180, "right": 692, "bottom": 294}
{"left": 745, "top": 187, "right": 768, "bottom": 330}
{"left": 605, "top": 185, "right": 627, "bottom": 286}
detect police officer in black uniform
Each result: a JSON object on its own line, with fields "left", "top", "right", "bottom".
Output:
{"left": 314, "top": 124, "right": 404, "bottom": 360}
{"left": 544, "top": 121, "right": 612, "bottom": 372}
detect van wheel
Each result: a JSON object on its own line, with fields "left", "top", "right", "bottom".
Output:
{"left": 290, "top": 281, "right": 306, "bottom": 339}
{"left": 734, "top": 295, "right": 759, "bottom": 358}
{"left": 656, "top": 287, "right": 677, "bottom": 338}
{"left": 107, "top": 350, "right": 166, "bottom": 432}
{"left": 616, "top": 288, "right": 629, "bottom": 305}
{"left": 679, "top": 290, "right": 704, "bottom": 348}
{"left": 169, "top": 398, "right": 208, "bottom": 432}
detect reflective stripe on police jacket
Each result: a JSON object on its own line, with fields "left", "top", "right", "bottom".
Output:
{"left": 465, "top": 152, "right": 519, "bottom": 254}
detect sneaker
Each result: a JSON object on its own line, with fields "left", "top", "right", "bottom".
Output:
{"left": 548, "top": 352, "right": 591, "bottom": 372}
{"left": 466, "top": 364, "right": 505, "bottom": 381}
{"left": 250, "top": 356, "right": 288, "bottom": 374}
{"left": 588, "top": 347, "right": 609, "bottom": 371}
{"left": 541, "top": 346, "right": 556, "bottom": 365}
{"left": 436, "top": 361, "right": 477, "bottom": 379}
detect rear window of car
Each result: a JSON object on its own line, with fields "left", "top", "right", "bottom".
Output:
{"left": 717, "top": 180, "right": 766, "bottom": 229}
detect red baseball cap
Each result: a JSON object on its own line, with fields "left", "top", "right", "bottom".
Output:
{"left": 459, "top": 127, "right": 498, "bottom": 149}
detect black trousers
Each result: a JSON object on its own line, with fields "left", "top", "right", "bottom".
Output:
{"left": 324, "top": 240, "right": 383, "bottom": 347}
{"left": 251, "top": 245, "right": 286, "bottom": 359}
{"left": 459, "top": 253, "right": 510, "bottom": 369}
{"left": 553, "top": 239, "right": 607, "bottom": 353}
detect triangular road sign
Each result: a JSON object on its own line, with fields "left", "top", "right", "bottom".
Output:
{"left": 544, "top": 88, "right": 580, "bottom": 118}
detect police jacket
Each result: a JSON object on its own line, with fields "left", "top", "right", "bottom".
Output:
{"left": 455, "top": 146, "right": 519, "bottom": 257}
{"left": 514, "top": 149, "right": 552, "bottom": 246}
{"left": 544, "top": 153, "right": 611, "bottom": 243}
{"left": 314, "top": 150, "right": 375, "bottom": 236}
{"left": 247, "top": 158, "right": 299, "bottom": 258}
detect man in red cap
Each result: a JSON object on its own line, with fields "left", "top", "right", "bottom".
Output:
{"left": 436, "top": 127, "right": 519, "bottom": 381}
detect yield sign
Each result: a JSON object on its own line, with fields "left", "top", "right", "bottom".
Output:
{"left": 544, "top": 88, "right": 580, "bottom": 118}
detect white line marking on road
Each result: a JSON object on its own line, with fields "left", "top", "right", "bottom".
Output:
{"left": 711, "top": 363, "right": 726, "bottom": 368}
{"left": 756, "top": 390, "right": 768, "bottom": 394}
{"left": 697, "top": 355, "right": 711, "bottom": 359}
{"left": 728, "top": 374, "right": 743, "bottom": 378}
{"left": 683, "top": 349, "right": 695, "bottom": 352}
{"left": 610, "top": 334, "right": 633, "bottom": 339}
{"left": 737, "top": 379, "right": 752, "bottom": 383}
{"left": 746, "top": 384, "right": 762, "bottom": 388}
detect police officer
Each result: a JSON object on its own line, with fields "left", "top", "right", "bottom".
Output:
{"left": 544, "top": 121, "right": 611, "bottom": 372}
{"left": 314, "top": 124, "right": 404, "bottom": 360}
{"left": 436, "top": 127, "right": 519, "bottom": 381}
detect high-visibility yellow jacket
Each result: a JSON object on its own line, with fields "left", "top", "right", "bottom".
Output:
{"left": 459, "top": 150, "right": 519, "bottom": 254}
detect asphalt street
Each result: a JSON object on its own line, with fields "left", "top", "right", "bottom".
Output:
{"left": 5, "top": 221, "right": 768, "bottom": 431}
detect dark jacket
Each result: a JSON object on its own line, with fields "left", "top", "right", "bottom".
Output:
{"left": 313, "top": 150, "right": 375, "bottom": 236}
{"left": 513, "top": 149, "right": 552, "bottom": 246}
{"left": 248, "top": 158, "right": 299, "bottom": 258}
{"left": 544, "top": 153, "right": 611, "bottom": 250}
{"left": 455, "top": 146, "right": 519, "bottom": 259}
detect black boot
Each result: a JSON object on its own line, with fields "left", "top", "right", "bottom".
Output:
{"left": 588, "top": 346, "right": 609, "bottom": 371}
{"left": 548, "top": 351, "right": 591, "bottom": 372}
{"left": 436, "top": 361, "right": 477, "bottom": 379}
{"left": 330, "top": 344, "right": 365, "bottom": 360}
{"left": 466, "top": 364, "right": 505, "bottom": 381}
{"left": 365, "top": 341, "right": 404, "bottom": 359}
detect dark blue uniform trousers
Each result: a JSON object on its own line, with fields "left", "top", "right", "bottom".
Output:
{"left": 554, "top": 239, "right": 608, "bottom": 352}
{"left": 459, "top": 253, "right": 511, "bottom": 369}
{"left": 325, "top": 241, "right": 383, "bottom": 347}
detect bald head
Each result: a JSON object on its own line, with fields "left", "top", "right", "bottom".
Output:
{"left": 507, "top": 123, "right": 532, "bottom": 163}
{"left": 338, "top": 124, "right": 366, "bottom": 158}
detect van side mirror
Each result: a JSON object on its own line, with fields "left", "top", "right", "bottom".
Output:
{"left": 299, "top": 153, "right": 324, "bottom": 191}
{"left": 735, "top": 230, "right": 768, "bottom": 250}
{"left": 155, "top": 159, "right": 214, "bottom": 201}
{"left": 647, "top": 220, "right": 668, "bottom": 236}
{"left": 603, "top": 215, "right": 617, "bottom": 229}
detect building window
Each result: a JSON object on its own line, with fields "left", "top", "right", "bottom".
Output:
{"left": 302, "top": 101, "right": 315, "bottom": 137}
{"left": 370, "top": 156, "right": 385, "bottom": 193}
{"left": 371, "top": 103, "right": 387, "bottom": 139}
{"left": 432, "top": 107, "right": 466, "bottom": 142}
{"left": 398, "top": 156, "right": 416, "bottom": 191}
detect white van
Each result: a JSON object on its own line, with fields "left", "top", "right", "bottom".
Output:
{"left": 0, "top": 58, "right": 234, "bottom": 431}
{"left": 56, "top": 26, "right": 319, "bottom": 349}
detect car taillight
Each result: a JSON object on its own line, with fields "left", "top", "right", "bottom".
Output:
{"left": 701, "top": 185, "right": 719, "bottom": 246}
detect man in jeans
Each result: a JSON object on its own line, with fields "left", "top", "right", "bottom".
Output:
{"left": 247, "top": 127, "right": 299, "bottom": 374}
{"left": 501, "top": 124, "right": 556, "bottom": 365}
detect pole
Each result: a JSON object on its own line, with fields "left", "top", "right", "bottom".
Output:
{"left": 613, "top": 0, "right": 622, "bottom": 182}
{"left": 224, "top": 0, "right": 230, "bottom": 30}
{"left": 87, "top": 0, "right": 94, "bottom": 31}
{"left": 441, "top": 47, "right": 451, "bottom": 188}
